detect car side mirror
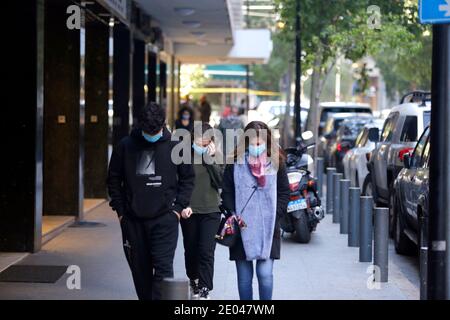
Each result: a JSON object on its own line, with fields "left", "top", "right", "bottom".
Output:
{"left": 403, "top": 153, "right": 411, "bottom": 169}
{"left": 368, "top": 128, "right": 379, "bottom": 142}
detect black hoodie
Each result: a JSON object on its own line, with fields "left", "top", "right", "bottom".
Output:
{"left": 107, "top": 127, "right": 195, "bottom": 219}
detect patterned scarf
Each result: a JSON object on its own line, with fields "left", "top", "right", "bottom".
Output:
{"left": 247, "top": 152, "right": 268, "bottom": 187}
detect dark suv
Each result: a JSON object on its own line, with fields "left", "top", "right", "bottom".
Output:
{"left": 392, "top": 126, "right": 430, "bottom": 255}
{"left": 365, "top": 91, "right": 431, "bottom": 235}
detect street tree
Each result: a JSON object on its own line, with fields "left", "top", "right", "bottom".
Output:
{"left": 274, "top": 0, "right": 428, "bottom": 135}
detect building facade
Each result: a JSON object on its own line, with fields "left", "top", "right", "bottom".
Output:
{"left": 1, "top": 0, "right": 271, "bottom": 253}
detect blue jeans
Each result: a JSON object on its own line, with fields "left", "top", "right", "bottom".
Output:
{"left": 235, "top": 259, "right": 274, "bottom": 300}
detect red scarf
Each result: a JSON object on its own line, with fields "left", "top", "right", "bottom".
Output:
{"left": 248, "top": 152, "right": 268, "bottom": 187}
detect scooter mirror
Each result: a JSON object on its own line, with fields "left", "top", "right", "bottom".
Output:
{"left": 301, "top": 131, "right": 314, "bottom": 140}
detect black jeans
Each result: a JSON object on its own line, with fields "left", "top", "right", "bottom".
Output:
{"left": 180, "top": 212, "right": 221, "bottom": 290}
{"left": 120, "top": 212, "right": 179, "bottom": 300}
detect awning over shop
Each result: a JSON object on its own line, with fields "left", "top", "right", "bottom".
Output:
{"left": 204, "top": 64, "right": 254, "bottom": 80}
{"left": 135, "top": 0, "right": 272, "bottom": 65}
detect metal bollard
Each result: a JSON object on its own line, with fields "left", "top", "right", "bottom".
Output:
{"left": 359, "top": 196, "right": 373, "bottom": 262}
{"left": 332, "top": 173, "right": 343, "bottom": 224}
{"left": 420, "top": 247, "right": 428, "bottom": 300}
{"left": 340, "top": 179, "right": 350, "bottom": 234}
{"left": 316, "top": 158, "right": 324, "bottom": 199}
{"left": 348, "top": 187, "right": 361, "bottom": 247}
{"left": 419, "top": 215, "right": 428, "bottom": 300}
{"left": 374, "top": 207, "right": 389, "bottom": 282}
{"left": 160, "top": 278, "right": 190, "bottom": 300}
{"left": 326, "top": 168, "right": 336, "bottom": 214}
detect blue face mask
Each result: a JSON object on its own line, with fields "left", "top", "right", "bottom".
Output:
{"left": 192, "top": 142, "right": 207, "bottom": 155}
{"left": 142, "top": 130, "right": 162, "bottom": 143}
{"left": 248, "top": 143, "right": 266, "bottom": 157}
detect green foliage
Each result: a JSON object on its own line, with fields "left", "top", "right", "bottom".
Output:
{"left": 274, "top": 0, "right": 431, "bottom": 97}
{"left": 373, "top": 30, "right": 432, "bottom": 100}
{"left": 251, "top": 32, "right": 294, "bottom": 92}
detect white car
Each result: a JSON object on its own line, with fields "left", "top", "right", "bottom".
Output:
{"left": 343, "top": 119, "right": 385, "bottom": 188}
{"left": 253, "top": 100, "right": 309, "bottom": 129}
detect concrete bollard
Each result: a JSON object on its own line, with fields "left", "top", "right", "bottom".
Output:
{"left": 316, "top": 158, "right": 324, "bottom": 199}
{"left": 340, "top": 179, "right": 350, "bottom": 234}
{"left": 160, "top": 278, "right": 190, "bottom": 300}
{"left": 359, "top": 196, "right": 373, "bottom": 262}
{"left": 348, "top": 187, "right": 361, "bottom": 247}
{"left": 326, "top": 168, "right": 337, "bottom": 214}
{"left": 332, "top": 173, "right": 343, "bottom": 224}
{"left": 374, "top": 207, "right": 389, "bottom": 282}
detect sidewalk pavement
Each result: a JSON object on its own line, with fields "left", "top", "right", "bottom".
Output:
{"left": 0, "top": 202, "right": 419, "bottom": 300}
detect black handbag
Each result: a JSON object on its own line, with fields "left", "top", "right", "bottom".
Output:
{"left": 216, "top": 185, "right": 257, "bottom": 247}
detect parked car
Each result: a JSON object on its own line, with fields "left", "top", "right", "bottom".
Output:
{"left": 365, "top": 91, "right": 431, "bottom": 235}
{"left": 254, "top": 100, "right": 309, "bottom": 129}
{"left": 318, "top": 102, "right": 372, "bottom": 136}
{"left": 319, "top": 113, "right": 372, "bottom": 169}
{"left": 343, "top": 119, "right": 385, "bottom": 187}
{"left": 393, "top": 126, "right": 430, "bottom": 255}
{"left": 317, "top": 113, "right": 364, "bottom": 162}
{"left": 328, "top": 116, "right": 375, "bottom": 173}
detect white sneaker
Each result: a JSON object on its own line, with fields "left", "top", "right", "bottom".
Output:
{"left": 190, "top": 279, "right": 199, "bottom": 299}
{"left": 199, "top": 288, "right": 210, "bottom": 300}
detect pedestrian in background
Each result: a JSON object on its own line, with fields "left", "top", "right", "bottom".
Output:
{"left": 181, "top": 122, "right": 223, "bottom": 300}
{"left": 218, "top": 106, "right": 245, "bottom": 163}
{"left": 175, "top": 105, "right": 194, "bottom": 132}
{"left": 238, "top": 106, "right": 248, "bottom": 127}
{"left": 221, "top": 121, "right": 290, "bottom": 300}
{"left": 199, "top": 95, "right": 212, "bottom": 123}
{"left": 107, "top": 102, "right": 195, "bottom": 300}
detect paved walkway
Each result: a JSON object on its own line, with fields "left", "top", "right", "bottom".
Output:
{"left": 0, "top": 202, "right": 419, "bottom": 300}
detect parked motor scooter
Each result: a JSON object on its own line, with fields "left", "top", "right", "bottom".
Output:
{"left": 280, "top": 131, "right": 325, "bottom": 243}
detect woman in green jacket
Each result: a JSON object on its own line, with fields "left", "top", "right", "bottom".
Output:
{"left": 180, "top": 122, "right": 222, "bottom": 300}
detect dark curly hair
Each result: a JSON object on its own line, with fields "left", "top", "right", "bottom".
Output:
{"left": 138, "top": 102, "right": 166, "bottom": 134}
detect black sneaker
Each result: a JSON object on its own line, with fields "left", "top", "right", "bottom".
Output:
{"left": 199, "top": 287, "right": 210, "bottom": 300}
{"left": 190, "top": 279, "right": 199, "bottom": 299}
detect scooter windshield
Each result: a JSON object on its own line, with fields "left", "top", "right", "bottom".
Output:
{"left": 297, "top": 154, "right": 314, "bottom": 168}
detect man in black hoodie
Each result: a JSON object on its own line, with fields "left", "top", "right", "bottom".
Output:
{"left": 107, "top": 102, "right": 195, "bottom": 300}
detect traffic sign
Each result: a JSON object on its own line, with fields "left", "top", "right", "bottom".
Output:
{"left": 420, "top": 0, "right": 450, "bottom": 24}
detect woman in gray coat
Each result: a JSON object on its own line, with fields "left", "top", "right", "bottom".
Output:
{"left": 221, "top": 121, "right": 290, "bottom": 300}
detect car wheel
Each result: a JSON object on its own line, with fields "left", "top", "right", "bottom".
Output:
{"left": 393, "top": 194, "right": 416, "bottom": 256}
{"left": 362, "top": 174, "right": 373, "bottom": 196}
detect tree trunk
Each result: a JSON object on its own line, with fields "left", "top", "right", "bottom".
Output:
{"left": 282, "top": 63, "right": 293, "bottom": 147}
{"left": 305, "top": 53, "right": 323, "bottom": 140}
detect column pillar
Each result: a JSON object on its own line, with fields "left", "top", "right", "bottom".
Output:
{"left": 147, "top": 51, "right": 157, "bottom": 103}
{"left": 112, "top": 24, "right": 130, "bottom": 146}
{"left": 43, "top": 0, "right": 82, "bottom": 217}
{"left": 0, "top": 0, "right": 44, "bottom": 252}
{"left": 84, "top": 19, "right": 109, "bottom": 198}
{"left": 132, "top": 39, "right": 146, "bottom": 124}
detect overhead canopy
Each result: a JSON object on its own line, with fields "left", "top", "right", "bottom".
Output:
{"left": 175, "top": 29, "right": 272, "bottom": 64}
{"left": 135, "top": 0, "right": 237, "bottom": 45}
{"left": 135, "top": 0, "right": 272, "bottom": 65}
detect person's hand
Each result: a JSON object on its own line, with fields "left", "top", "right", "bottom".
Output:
{"left": 207, "top": 142, "right": 216, "bottom": 156}
{"left": 181, "top": 207, "right": 193, "bottom": 219}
